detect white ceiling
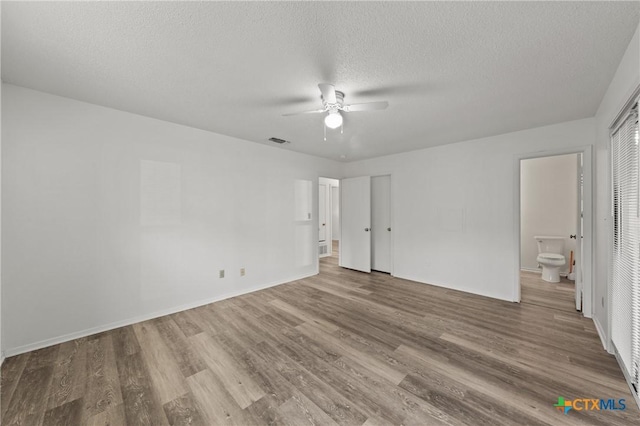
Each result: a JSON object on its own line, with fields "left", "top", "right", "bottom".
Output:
{"left": 3, "top": 2, "right": 639, "bottom": 161}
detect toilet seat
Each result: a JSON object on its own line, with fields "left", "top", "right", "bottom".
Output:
{"left": 536, "top": 252, "right": 565, "bottom": 266}
{"left": 538, "top": 253, "right": 564, "bottom": 261}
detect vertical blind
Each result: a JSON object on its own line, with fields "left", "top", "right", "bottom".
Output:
{"left": 611, "top": 99, "right": 639, "bottom": 391}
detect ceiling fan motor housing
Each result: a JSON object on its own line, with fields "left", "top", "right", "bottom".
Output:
{"left": 322, "top": 91, "right": 345, "bottom": 109}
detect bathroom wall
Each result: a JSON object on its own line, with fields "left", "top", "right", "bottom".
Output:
{"left": 520, "top": 154, "right": 578, "bottom": 274}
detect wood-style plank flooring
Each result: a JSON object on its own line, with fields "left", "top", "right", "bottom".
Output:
{"left": 521, "top": 270, "right": 576, "bottom": 313}
{"left": 2, "top": 248, "right": 638, "bottom": 425}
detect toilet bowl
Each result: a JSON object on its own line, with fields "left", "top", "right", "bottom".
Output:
{"left": 536, "top": 253, "right": 565, "bottom": 283}
{"left": 534, "top": 236, "right": 566, "bottom": 283}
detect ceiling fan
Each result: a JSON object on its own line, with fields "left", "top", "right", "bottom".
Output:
{"left": 283, "top": 83, "right": 389, "bottom": 133}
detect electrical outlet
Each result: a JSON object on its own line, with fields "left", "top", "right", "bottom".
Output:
{"left": 219, "top": 270, "right": 225, "bottom": 278}
{"left": 240, "top": 268, "right": 246, "bottom": 276}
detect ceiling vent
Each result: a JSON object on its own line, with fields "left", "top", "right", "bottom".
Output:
{"left": 268, "top": 137, "right": 290, "bottom": 144}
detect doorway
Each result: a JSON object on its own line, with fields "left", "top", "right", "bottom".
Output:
{"left": 319, "top": 177, "right": 339, "bottom": 259}
{"left": 339, "top": 175, "right": 392, "bottom": 274}
{"left": 517, "top": 151, "right": 588, "bottom": 314}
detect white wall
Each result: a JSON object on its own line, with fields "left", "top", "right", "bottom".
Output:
{"left": 344, "top": 118, "right": 595, "bottom": 302}
{"left": 1, "top": 84, "right": 342, "bottom": 355}
{"left": 594, "top": 22, "right": 640, "bottom": 350}
{"left": 520, "top": 154, "right": 577, "bottom": 273}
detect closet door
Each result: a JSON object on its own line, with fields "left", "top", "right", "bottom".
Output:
{"left": 372, "top": 175, "right": 391, "bottom": 273}
{"left": 340, "top": 176, "right": 371, "bottom": 272}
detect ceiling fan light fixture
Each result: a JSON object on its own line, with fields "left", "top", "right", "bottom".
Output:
{"left": 324, "top": 111, "right": 343, "bottom": 129}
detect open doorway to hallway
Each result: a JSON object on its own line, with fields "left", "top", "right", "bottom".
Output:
{"left": 319, "top": 177, "right": 340, "bottom": 259}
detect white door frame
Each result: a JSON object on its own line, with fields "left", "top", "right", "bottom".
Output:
{"left": 513, "top": 145, "right": 593, "bottom": 318}
{"left": 575, "top": 154, "right": 584, "bottom": 311}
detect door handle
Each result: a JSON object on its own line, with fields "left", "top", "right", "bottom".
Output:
{"left": 387, "top": 227, "right": 391, "bottom": 232}
{"left": 570, "top": 235, "right": 576, "bottom": 239}
{"left": 365, "top": 228, "right": 370, "bottom": 232}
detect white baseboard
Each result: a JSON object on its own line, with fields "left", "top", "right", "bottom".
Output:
{"left": 592, "top": 316, "right": 610, "bottom": 352}
{"left": 4, "top": 272, "right": 316, "bottom": 358}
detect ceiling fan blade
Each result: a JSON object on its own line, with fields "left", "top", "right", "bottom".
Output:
{"left": 282, "top": 109, "right": 325, "bottom": 117}
{"left": 342, "top": 101, "right": 389, "bottom": 112}
{"left": 318, "top": 83, "right": 337, "bottom": 104}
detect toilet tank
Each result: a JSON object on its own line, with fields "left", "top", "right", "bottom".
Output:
{"left": 535, "top": 236, "right": 565, "bottom": 254}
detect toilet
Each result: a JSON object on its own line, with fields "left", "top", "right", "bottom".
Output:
{"left": 535, "top": 236, "right": 566, "bottom": 283}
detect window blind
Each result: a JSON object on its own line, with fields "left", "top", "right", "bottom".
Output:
{"left": 611, "top": 100, "right": 639, "bottom": 391}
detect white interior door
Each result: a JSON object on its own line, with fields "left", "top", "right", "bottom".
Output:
{"left": 319, "top": 183, "right": 327, "bottom": 242}
{"left": 340, "top": 176, "right": 371, "bottom": 272}
{"left": 575, "top": 154, "right": 583, "bottom": 311}
{"left": 372, "top": 175, "right": 391, "bottom": 273}
{"left": 331, "top": 186, "right": 340, "bottom": 241}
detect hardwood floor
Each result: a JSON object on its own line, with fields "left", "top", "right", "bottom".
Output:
{"left": 2, "top": 255, "right": 637, "bottom": 425}
{"left": 521, "top": 270, "right": 577, "bottom": 313}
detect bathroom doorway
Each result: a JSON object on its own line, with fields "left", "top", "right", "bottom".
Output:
{"left": 517, "top": 151, "right": 588, "bottom": 314}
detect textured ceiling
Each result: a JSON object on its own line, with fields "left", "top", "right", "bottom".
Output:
{"left": 3, "top": 2, "right": 639, "bottom": 161}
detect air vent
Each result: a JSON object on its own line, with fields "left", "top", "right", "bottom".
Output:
{"left": 319, "top": 244, "right": 328, "bottom": 255}
{"left": 268, "top": 137, "right": 290, "bottom": 144}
